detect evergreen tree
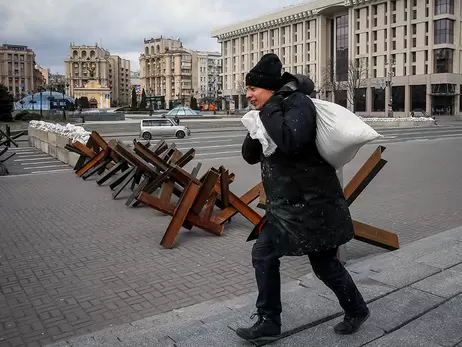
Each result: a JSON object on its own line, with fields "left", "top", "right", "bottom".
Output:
{"left": 139, "top": 88, "right": 147, "bottom": 109}
{"left": 79, "top": 96, "right": 90, "bottom": 109}
{"left": 0, "top": 84, "right": 14, "bottom": 122}
{"left": 131, "top": 87, "right": 138, "bottom": 110}
{"left": 190, "top": 96, "right": 198, "bottom": 110}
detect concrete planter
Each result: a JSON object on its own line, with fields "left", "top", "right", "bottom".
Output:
{"left": 28, "top": 126, "right": 78, "bottom": 169}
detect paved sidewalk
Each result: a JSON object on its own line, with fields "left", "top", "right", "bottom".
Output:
{"left": 46, "top": 226, "right": 462, "bottom": 347}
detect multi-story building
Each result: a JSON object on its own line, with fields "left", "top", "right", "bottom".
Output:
{"left": 194, "top": 51, "right": 222, "bottom": 100}
{"left": 0, "top": 44, "right": 44, "bottom": 99}
{"left": 139, "top": 37, "right": 222, "bottom": 107}
{"left": 107, "top": 55, "right": 131, "bottom": 106}
{"left": 36, "top": 65, "right": 50, "bottom": 85}
{"left": 64, "top": 44, "right": 131, "bottom": 106}
{"left": 212, "top": 0, "right": 462, "bottom": 117}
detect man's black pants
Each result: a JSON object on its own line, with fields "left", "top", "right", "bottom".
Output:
{"left": 252, "top": 226, "right": 367, "bottom": 322}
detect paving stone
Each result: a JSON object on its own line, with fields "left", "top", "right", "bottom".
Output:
{"left": 385, "top": 294, "right": 462, "bottom": 347}
{"left": 176, "top": 322, "right": 253, "bottom": 347}
{"left": 347, "top": 253, "right": 441, "bottom": 288}
{"left": 269, "top": 316, "right": 384, "bottom": 347}
{"left": 298, "top": 271, "right": 396, "bottom": 303}
{"left": 388, "top": 229, "right": 462, "bottom": 269}
{"left": 3, "top": 138, "right": 462, "bottom": 346}
{"left": 367, "top": 287, "right": 444, "bottom": 333}
{"left": 411, "top": 264, "right": 462, "bottom": 298}
{"left": 363, "top": 331, "right": 445, "bottom": 347}
{"left": 227, "top": 285, "right": 341, "bottom": 335}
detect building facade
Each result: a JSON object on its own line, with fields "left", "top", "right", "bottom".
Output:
{"left": 0, "top": 44, "right": 45, "bottom": 99}
{"left": 36, "top": 65, "right": 50, "bottom": 85}
{"left": 64, "top": 45, "right": 131, "bottom": 107}
{"left": 212, "top": 0, "right": 462, "bottom": 117}
{"left": 139, "top": 37, "right": 222, "bottom": 107}
{"left": 194, "top": 51, "right": 222, "bottom": 100}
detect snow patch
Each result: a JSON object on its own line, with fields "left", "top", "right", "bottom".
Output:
{"left": 29, "top": 120, "right": 90, "bottom": 144}
{"left": 360, "top": 117, "right": 435, "bottom": 122}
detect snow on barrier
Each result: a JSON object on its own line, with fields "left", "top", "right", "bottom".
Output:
{"left": 359, "top": 116, "right": 436, "bottom": 127}
{"left": 28, "top": 121, "right": 91, "bottom": 168}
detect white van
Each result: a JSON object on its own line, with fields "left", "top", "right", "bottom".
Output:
{"left": 140, "top": 117, "right": 191, "bottom": 140}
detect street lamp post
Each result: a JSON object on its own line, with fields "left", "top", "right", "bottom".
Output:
{"left": 149, "top": 88, "right": 153, "bottom": 116}
{"left": 39, "top": 86, "right": 43, "bottom": 120}
{"left": 49, "top": 84, "right": 53, "bottom": 111}
{"left": 386, "top": 59, "right": 395, "bottom": 118}
{"left": 61, "top": 86, "right": 66, "bottom": 121}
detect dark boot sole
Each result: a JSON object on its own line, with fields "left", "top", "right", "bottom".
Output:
{"left": 235, "top": 329, "right": 280, "bottom": 342}
{"left": 334, "top": 310, "right": 371, "bottom": 335}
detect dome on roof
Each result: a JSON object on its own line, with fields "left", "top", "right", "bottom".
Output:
{"left": 14, "top": 91, "right": 75, "bottom": 110}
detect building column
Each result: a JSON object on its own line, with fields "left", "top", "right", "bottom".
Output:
{"left": 385, "top": 87, "right": 390, "bottom": 117}
{"left": 367, "top": 86, "right": 373, "bottom": 115}
{"left": 454, "top": 84, "right": 460, "bottom": 116}
{"left": 405, "top": 84, "right": 411, "bottom": 116}
{"left": 238, "top": 94, "right": 243, "bottom": 109}
{"left": 426, "top": 83, "right": 432, "bottom": 116}
{"left": 222, "top": 99, "right": 226, "bottom": 110}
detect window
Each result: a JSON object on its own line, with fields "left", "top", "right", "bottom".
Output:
{"left": 142, "top": 119, "right": 166, "bottom": 126}
{"left": 434, "top": 48, "right": 453, "bottom": 73}
{"left": 372, "top": 87, "right": 385, "bottom": 112}
{"left": 392, "top": 86, "right": 405, "bottom": 111}
{"left": 435, "top": 0, "right": 454, "bottom": 15}
{"left": 335, "top": 15, "right": 349, "bottom": 81}
{"left": 411, "top": 85, "right": 426, "bottom": 111}
{"left": 355, "top": 88, "right": 367, "bottom": 112}
{"left": 434, "top": 19, "right": 454, "bottom": 44}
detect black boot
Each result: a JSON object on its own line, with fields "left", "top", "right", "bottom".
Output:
{"left": 334, "top": 307, "right": 370, "bottom": 335}
{"left": 235, "top": 313, "right": 281, "bottom": 341}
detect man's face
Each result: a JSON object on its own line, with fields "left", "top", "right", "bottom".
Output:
{"left": 246, "top": 86, "right": 273, "bottom": 110}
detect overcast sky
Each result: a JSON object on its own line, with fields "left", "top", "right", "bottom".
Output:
{"left": 1, "top": 0, "right": 306, "bottom": 74}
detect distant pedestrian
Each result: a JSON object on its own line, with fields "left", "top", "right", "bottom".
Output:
{"left": 237, "top": 53, "right": 370, "bottom": 342}
{"left": 174, "top": 115, "right": 180, "bottom": 124}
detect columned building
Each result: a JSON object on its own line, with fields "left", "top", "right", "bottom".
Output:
{"left": 65, "top": 45, "right": 131, "bottom": 107}
{"left": 0, "top": 44, "right": 44, "bottom": 99}
{"left": 139, "top": 37, "right": 222, "bottom": 107}
{"left": 212, "top": 0, "right": 462, "bottom": 117}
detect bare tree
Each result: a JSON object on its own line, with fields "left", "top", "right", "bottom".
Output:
{"left": 345, "top": 58, "right": 368, "bottom": 112}
{"left": 303, "top": 66, "right": 322, "bottom": 98}
{"left": 320, "top": 59, "right": 342, "bottom": 102}
{"left": 236, "top": 80, "right": 247, "bottom": 96}
{"left": 320, "top": 58, "right": 369, "bottom": 112}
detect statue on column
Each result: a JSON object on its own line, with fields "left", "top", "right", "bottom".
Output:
{"left": 87, "top": 65, "right": 96, "bottom": 79}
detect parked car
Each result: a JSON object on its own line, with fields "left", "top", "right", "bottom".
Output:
{"left": 140, "top": 117, "right": 191, "bottom": 140}
{"left": 165, "top": 106, "right": 201, "bottom": 116}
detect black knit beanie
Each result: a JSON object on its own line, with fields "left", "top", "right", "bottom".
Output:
{"left": 245, "top": 53, "right": 283, "bottom": 91}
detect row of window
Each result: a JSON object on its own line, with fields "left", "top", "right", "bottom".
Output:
{"left": 341, "top": 83, "right": 461, "bottom": 114}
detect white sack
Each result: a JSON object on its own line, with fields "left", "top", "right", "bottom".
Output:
{"left": 312, "top": 98, "right": 382, "bottom": 169}
{"left": 240, "top": 99, "right": 382, "bottom": 168}
{"left": 241, "top": 110, "right": 277, "bottom": 157}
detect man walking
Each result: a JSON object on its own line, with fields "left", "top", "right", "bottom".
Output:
{"left": 237, "top": 53, "right": 370, "bottom": 342}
